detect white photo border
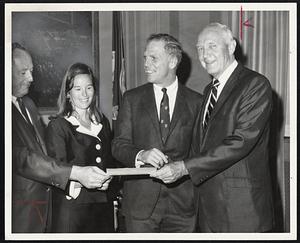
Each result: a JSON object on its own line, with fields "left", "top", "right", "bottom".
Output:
{"left": 5, "top": 2, "right": 297, "bottom": 241}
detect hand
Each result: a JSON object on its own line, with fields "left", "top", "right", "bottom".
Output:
{"left": 150, "top": 161, "right": 189, "bottom": 184}
{"left": 138, "top": 148, "right": 168, "bottom": 168}
{"left": 70, "top": 166, "right": 112, "bottom": 189}
{"left": 97, "top": 176, "right": 112, "bottom": 191}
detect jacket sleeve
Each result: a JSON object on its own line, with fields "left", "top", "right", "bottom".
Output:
{"left": 111, "top": 92, "right": 141, "bottom": 167}
{"left": 12, "top": 138, "right": 71, "bottom": 190}
{"left": 45, "top": 119, "right": 69, "bottom": 163}
{"left": 185, "top": 76, "right": 272, "bottom": 186}
{"left": 101, "top": 115, "right": 118, "bottom": 168}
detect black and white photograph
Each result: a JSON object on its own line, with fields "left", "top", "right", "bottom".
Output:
{"left": 4, "top": 2, "right": 296, "bottom": 241}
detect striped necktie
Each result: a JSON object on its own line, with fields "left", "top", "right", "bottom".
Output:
{"left": 159, "top": 88, "right": 170, "bottom": 143}
{"left": 203, "top": 79, "right": 220, "bottom": 131}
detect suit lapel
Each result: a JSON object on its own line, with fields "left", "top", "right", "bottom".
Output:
{"left": 200, "top": 83, "right": 213, "bottom": 143}
{"left": 22, "top": 98, "right": 48, "bottom": 154}
{"left": 141, "top": 84, "right": 162, "bottom": 143}
{"left": 202, "top": 64, "right": 244, "bottom": 143}
{"left": 210, "top": 64, "right": 243, "bottom": 121}
{"left": 168, "top": 84, "right": 186, "bottom": 137}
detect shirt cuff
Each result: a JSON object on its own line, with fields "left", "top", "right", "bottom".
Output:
{"left": 66, "top": 181, "right": 81, "bottom": 200}
{"left": 181, "top": 160, "right": 189, "bottom": 176}
{"left": 135, "top": 150, "right": 145, "bottom": 168}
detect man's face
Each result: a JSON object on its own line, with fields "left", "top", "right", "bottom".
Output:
{"left": 196, "top": 29, "right": 232, "bottom": 79}
{"left": 143, "top": 40, "right": 174, "bottom": 87}
{"left": 12, "top": 49, "right": 33, "bottom": 97}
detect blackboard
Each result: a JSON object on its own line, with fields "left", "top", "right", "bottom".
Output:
{"left": 12, "top": 12, "right": 94, "bottom": 110}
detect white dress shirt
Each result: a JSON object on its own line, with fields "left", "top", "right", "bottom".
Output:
{"left": 135, "top": 77, "right": 179, "bottom": 167}
{"left": 153, "top": 77, "right": 178, "bottom": 121}
{"left": 12, "top": 95, "right": 33, "bottom": 124}
{"left": 203, "top": 60, "right": 238, "bottom": 125}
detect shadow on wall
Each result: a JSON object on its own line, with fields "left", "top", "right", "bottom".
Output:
{"left": 235, "top": 38, "right": 285, "bottom": 232}
{"left": 269, "top": 91, "right": 285, "bottom": 232}
{"left": 234, "top": 38, "right": 247, "bottom": 65}
{"left": 177, "top": 51, "right": 192, "bottom": 86}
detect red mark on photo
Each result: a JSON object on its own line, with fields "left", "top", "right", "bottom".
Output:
{"left": 240, "top": 6, "right": 254, "bottom": 40}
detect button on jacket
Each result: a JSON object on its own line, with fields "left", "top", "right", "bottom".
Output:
{"left": 46, "top": 115, "right": 115, "bottom": 204}
{"left": 45, "top": 115, "right": 116, "bottom": 232}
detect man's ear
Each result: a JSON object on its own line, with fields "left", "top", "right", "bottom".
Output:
{"left": 228, "top": 39, "right": 237, "bottom": 55}
{"left": 169, "top": 56, "right": 178, "bottom": 69}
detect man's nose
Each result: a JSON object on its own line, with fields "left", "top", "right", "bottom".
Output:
{"left": 144, "top": 58, "right": 150, "bottom": 68}
{"left": 202, "top": 48, "right": 211, "bottom": 59}
{"left": 26, "top": 71, "right": 33, "bottom": 82}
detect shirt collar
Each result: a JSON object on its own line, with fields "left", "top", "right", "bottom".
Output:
{"left": 12, "top": 95, "right": 17, "bottom": 103}
{"left": 216, "top": 60, "right": 238, "bottom": 85}
{"left": 64, "top": 115, "right": 103, "bottom": 141}
{"left": 153, "top": 76, "right": 178, "bottom": 93}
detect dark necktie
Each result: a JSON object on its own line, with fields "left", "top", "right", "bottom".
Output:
{"left": 17, "top": 97, "right": 36, "bottom": 135}
{"left": 159, "top": 88, "right": 170, "bottom": 143}
{"left": 203, "top": 79, "right": 220, "bottom": 131}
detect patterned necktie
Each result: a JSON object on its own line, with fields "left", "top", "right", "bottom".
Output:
{"left": 17, "top": 97, "right": 36, "bottom": 135}
{"left": 159, "top": 88, "right": 170, "bottom": 143}
{"left": 203, "top": 79, "right": 220, "bottom": 131}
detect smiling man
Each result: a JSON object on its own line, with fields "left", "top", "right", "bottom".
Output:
{"left": 151, "top": 23, "right": 275, "bottom": 232}
{"left": 112, "top": 34, "right": 203, "bottom": 232}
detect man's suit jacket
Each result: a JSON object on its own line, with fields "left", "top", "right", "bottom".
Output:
{"left": 186, "top": 63, "right": 274, "bottom": 232}
{"left": 12, "top": 96, "right": 72, "bottom": 233}
{"left": 112, "top": 82, "right": 202, "bottom": 220}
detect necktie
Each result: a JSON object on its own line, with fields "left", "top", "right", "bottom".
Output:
{"left": 159, "top": 88, "right": 170, "bottom": 143}
{"left": 203, "top": 79, "right": 220, "bottom": 131}
{"left": 17, "top": 97, "right": 36, "bottom": 135}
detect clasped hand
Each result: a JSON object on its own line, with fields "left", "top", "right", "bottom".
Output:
{"left": 138, "top": 148, "right": 169, "bottom": 168}
{"left": 150, "top": 160, "right": 188, "bottom": 184}
{"left": 71, "top": 166, "right": 112, "bottom": 190}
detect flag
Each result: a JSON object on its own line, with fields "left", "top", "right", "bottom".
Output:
{"left": 112, "top": 11, "right": 126, "bottom": 131}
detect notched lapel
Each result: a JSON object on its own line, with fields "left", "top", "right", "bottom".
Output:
{"left": 209, "top": 64, "right": 244, "bottom": 124}
{"left": 141, "top": 85, "right": 162, "bottom": 140}
{"left": 168, "top": 86, "right": 188, "bottom": 137}
{"left": 21, "top": 99, "right": 47, "bottom": 154}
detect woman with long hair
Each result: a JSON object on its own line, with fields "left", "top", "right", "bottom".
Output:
{"left": 46, "top": 63, "right": 115, "bottom": 232}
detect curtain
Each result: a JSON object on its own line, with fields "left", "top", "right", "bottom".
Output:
{"left": 227, "top": 11, "right": 290, "bottom": 232}
{"left": 112, "top": 11, "right": 127, "bottom": 131}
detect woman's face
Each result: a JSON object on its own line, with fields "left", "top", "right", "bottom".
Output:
{"left": 69, "top": 74, "right": 94, "bottom": 112}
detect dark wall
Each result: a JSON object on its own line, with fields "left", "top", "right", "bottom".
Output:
{"left": 12, "top": 12, "right": 93, "bottom": 109}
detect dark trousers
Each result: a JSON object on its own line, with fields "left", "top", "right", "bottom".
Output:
{"left": 51, "top": 201, "right": 114, "bottom": 233}
{"left": 125, "top": 187, "right": 196, "bottom": 233}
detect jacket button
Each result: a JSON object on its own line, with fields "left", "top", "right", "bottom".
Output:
{"left": 95, "top": 144, "right": 101, "bottom": 150}
{"left": 96, "top": 157, "right": 102, "bottom": 163}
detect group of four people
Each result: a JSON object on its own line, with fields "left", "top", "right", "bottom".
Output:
{"left": 12, "top": 22, "right": 274, "bottom": 233}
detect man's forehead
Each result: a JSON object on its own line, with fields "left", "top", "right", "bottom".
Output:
{"left": 197, "top": 28, "right": 223, "bottom": 43}
{"left": 144, "top": 40, "right": 166, "bottom": 54}
{"left": 13, "top": 49, "right": 33, "bottom": 66}
{"left": 13, "top": 48, "right": 31, "bottom": 59}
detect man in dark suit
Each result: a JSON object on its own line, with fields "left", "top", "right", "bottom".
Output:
{"left": 11, "top": 43, "right": 111, "bottom": 233}
{"left": 151, "top": 23, "right": 274, "bottom": 232}
{"left": 112, "top": 33, "right": 202, "bottom": 232}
